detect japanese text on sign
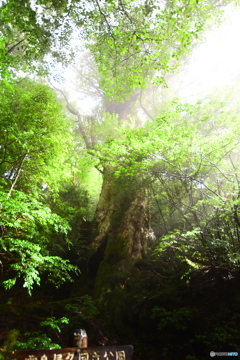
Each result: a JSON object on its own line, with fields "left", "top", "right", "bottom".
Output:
{"left": 24, "top": 351, "right": 126, "bottom": 360}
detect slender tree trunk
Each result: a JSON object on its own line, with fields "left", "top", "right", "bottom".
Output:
{"left": 7, "top": 153, "right": 28, "bottom": 199}
{"left": 89, "top": 167, "right": 150, "bottom": 299}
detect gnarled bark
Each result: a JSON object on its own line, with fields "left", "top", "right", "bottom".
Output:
{"left": 89, "top": 168, "right": 151, "bottom": 299}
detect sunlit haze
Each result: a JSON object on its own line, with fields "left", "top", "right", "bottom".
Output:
{"left": 59, "top": 4, "right": 240, "bottom": 113}
{"left": 168, "top": 5, "right": 240, "bottom": 101}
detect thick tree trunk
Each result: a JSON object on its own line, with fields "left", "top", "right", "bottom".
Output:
{"left": 89, "top": 168, "right": 151, "bottom": 299}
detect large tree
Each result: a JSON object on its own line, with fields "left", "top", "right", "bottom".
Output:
{"left": 1, "top": 0, "right": 238, "bottom": 311}
{"left": 50, "top": 78, "right": 151, "bottom": 299}
{"left": 47, "top": 0, "right": 240, "bottom": 300}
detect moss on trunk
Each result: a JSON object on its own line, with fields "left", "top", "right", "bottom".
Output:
{"left": 89, "top": 168, "right": 151, "bottom": 299}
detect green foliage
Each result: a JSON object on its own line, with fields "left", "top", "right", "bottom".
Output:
{"left": 0, "top": 189, "right": 80, "bottom": 293}
{"left": 40, "top": 317, "right": 69, "bottom": 333}
{"left": 65, "top": 295, "right": 99, "bottom": 320}
{"left": 152, "top": 306, "right": 193, "bottom": 331}
{"left": 0, "top": 0, "right": 236, "bottom": 99}
{"left": 94, "top": 113, "right": 121, "bottom": 143}
{"left": 45, "top": 182, "right": 91, "bottom": 240}
{"left": 14, "top": 332, "right": 61, "bottom": 350}
{"left": 2, "top": 329, "right": 20, "bottom": 350}
{"left": 0, "top": 78, "right": 81, "bottom": 293}
{"left": 0, "top": 79, "right": 74, "bottom": 196}
{"left": 1, "top": 240, "right": 80, "bottom": 293}
{"left": 87, "top": 0, "right": 231, "bottom": 100}
{"left": 2, "top": 3, "right": 240, "bottom": 360}
{"left": 60, "top": 155, "right": 102, "bottom": 221}
{"left": 0, "top": 0, "right": 76, "bottom": 75}
{"left": 91, "top": 96, "right": 240, "bottom": 271}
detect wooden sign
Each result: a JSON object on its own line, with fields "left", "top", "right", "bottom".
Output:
{"left": 13, "top": 345, "right": 133, "bottom": 360}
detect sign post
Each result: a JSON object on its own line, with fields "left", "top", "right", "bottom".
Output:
{"left": 12, "top": 329, "right": 133, "bottom": 360}
{"left": 13, "top": 345, "right": 134, "bottom": 360}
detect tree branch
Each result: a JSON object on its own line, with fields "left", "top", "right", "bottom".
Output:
{"left": 49, "top": 81, "right": 92, "bottom": 149}
{"left": 7, "top": 38, "right": 26, "bottom": 54}
{"left": 139, "top": 89, "right": 154, "bottom": 120}
{"left": 7, "top": 153, "right": 28, "bottom": 199}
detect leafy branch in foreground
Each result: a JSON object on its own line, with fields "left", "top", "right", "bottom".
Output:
{"left": 0, "top": 191, "right": 80, "bottom": 294}
{"left": 0, "top": 79, "right": 74, "bottom": 197}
